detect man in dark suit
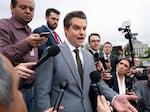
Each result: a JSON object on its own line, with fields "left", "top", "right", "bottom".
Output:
{"left": 100, "top": 41, "right": 119, "bottom": 73}
{"left": 33, "top": 8, "right": 61, "bottom": 58}
{"left": 88, "top": 33, "right": 104, "bottom": 71}
{"left": 34, "top": 10, "right": 138, "bottom": 112}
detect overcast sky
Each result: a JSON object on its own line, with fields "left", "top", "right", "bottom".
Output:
{"left": 1, "top": 0, "right": 150, "bottom": 47}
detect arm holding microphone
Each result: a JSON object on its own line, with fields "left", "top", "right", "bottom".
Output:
{"left": 89, "top": 71, "right": 113, "bottom": 112}
{"left": 52, "top": 80, "right": 68, "bottom": 112}
{"left": 42, "top": 80, "right": 68, "bottom": 112}
{"left": 93, "top": 53, "right": 112, "bottom": 80}
{"left": 15, "top": 62, "right": 36, "bottom": 79}
{"left": 18, "top": 46, "right": 60, "bottom": 89}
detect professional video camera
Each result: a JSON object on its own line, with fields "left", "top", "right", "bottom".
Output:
{"left": 118, "top": 21, "right": 138, "bottom": 66}
{"left": 118, "top": 21, "right": 138, "bottom": 40}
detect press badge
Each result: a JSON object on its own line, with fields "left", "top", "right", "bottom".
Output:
{"left": 30, "top": 49, "right": 35, "bottom": 56}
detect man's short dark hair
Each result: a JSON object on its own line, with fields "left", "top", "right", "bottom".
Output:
{"left": 45, "top": 8, "right": 60, "bottom": 17}
{"left": 88, "top": 33, "right": 100, "bottom": 43}
{"left": 11, "top": 0, "right": 17, "bottom": 8}
{"left": 63, "top": 10, "right": 87, "bottom": 28}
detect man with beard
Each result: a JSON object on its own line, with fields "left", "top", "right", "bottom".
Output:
{"left": 133, "top": 66, "right": 150, "bottom": 111}
{"left": 33, "top": 8, "right": 62, "bottom": 58}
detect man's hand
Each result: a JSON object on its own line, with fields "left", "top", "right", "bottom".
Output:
{"left": 113, "top": 95, "right": 138, "bottom": 112}
{"left": 97, "top": 95, "right": 113, "bottom": 112}
{"left": 26, "top": 34, "right": 48, "bottom": 48}
{"left": 101, "top": 71, "right": 112, "bottom": 80}
{"left": 15, "top": 62, "right": 36, "bottom": 79}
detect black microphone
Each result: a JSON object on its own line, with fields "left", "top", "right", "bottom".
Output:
{"left": 94, "top": 52, "right": 99, "bottom": 62}
{"left": 18, "top": 46, "right": 60, "bottom": 89}
{"left": 53, "top": 80, "right": 69, "bottom": 112}
{"left": 89, "top": 71, "right": 102, "bottom": 112}
{"left": 90, "top": 71, "right": 102, "bottom": 95}
{"left": 31, "top": 45, "right": 60, "bottom": 70}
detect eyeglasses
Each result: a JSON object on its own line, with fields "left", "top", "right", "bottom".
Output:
{"left": 90, "top": 40, "right": 100, "bottom": 43}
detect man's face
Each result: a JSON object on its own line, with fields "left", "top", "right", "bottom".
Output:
{"left": 89, "top": 35, "right": 100, "bottom": 51}
{"left": 11, "top": 0, "right": 35, "bottom": 25}
{"left": 103, "top": 44, "right": 112, "bottom": 54}
{"left": 46, "top": 12, "right": 60, "bottom": 30}
{"left": 65, "top": 18, "right": 87, "bottom": 48}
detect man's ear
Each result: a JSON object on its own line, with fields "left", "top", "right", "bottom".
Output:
{"left": 10, "top": 4, "right": 14, "bottom": 15}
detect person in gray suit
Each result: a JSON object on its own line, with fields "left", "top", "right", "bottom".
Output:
{"left": 34, "top": 10, "right": 138, "bottom": 112}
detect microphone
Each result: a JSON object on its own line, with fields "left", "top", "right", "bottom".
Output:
{"left": 89, "top": 71, "right": 102, "bottom": 112}
{"left": 94, "top": 52, "right": 99, "bottom": 62}
{"left": 90, "top": 71, "right": 102, "bottom": 95}
{"left": 18, "top": 46, "right": 60, "bottom": 89}
{"left": 53, "top": 80, "right": 69, "bottom": 112}
{"left": 31, "top": 45, "right": 60, "bottom": 70}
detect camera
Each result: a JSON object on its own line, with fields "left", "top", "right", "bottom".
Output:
{"left": 118, "top": 20, "right": 138, "bottom": 40}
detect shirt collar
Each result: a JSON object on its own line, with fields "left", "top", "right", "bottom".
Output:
{"left": 89, "top": 48, "right": 99, "bottom": 54}
{"left": 65, "top": 39, "right": 82, "bottom": 52}
{"left": 10, "top": 16, "right": 31, "bottom": 33}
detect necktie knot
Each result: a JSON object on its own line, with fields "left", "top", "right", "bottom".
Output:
{"left": 53, "top": 31, "right": 61, "bottom": 44}
{"left": 74, "top": 48, "right": 79, "bottom": 54}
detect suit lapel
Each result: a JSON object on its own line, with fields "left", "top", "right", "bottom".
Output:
{"left": 60, "top": 42, "right": 82, "bottom": 91}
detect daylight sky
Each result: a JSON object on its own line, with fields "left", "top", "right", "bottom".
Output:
{"left": 1, "top": 0, "right": 150, "bottom": 47}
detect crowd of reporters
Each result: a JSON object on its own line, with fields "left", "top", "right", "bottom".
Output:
{"left": 0, "top": 0, "right": 149, "bottom": 112}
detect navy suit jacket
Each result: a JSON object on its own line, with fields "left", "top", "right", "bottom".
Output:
{"left": 33, "top": 25, "right": 61, "bottom": 58}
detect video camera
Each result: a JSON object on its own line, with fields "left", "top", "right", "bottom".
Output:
{"left": 118, "top": 21, "right": 138, "bottom": 39}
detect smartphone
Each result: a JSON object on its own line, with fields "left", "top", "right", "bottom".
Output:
{"left": 40, "top": 32, "right": 50, "bottom": 37}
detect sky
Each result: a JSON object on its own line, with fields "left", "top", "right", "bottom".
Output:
{"left": 1, "top": 0, "right": 150, "bottom": 47}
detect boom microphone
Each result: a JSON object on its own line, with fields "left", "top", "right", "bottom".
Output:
{"left": 19, "top": 46, "right": 60, "bottom": 89}
{"left": 53, "top": 80, "right": 69, "bottom": 112}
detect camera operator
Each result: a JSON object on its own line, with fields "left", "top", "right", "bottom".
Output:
{"left": 132, "top": 66, "right": 150, "bottom": 112}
